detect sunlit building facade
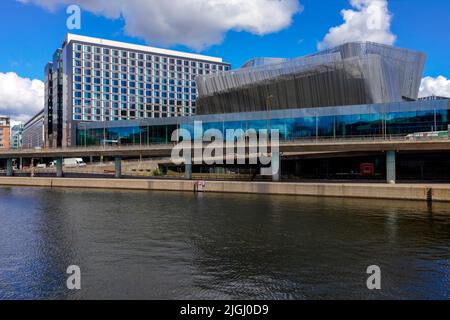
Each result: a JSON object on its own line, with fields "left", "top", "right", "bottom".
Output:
{"left": 196, "top": 42, "right": 426, "bottom": 114}
{"left": 10, "top": 123, "right": 23, "bottom": 149}
{"left": 0, "top": 116, "right": 10, "bottom": 150}
{"left": 77, "top": 99, "right": 450, "bottom": 146}
{"left": 44, "top": 34, "right": 231, "bottom": 147}
{"left": 76, "top": 42, "right": 442, "bottom": 146}
{"left": 22, "top": 110, "right": 44, "bottom": 149}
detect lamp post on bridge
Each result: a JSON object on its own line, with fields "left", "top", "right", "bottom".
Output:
{"left": 265, "top": 94, "right": 274, "bottom": 133}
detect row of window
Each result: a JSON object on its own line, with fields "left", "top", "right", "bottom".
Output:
{"left": 74, "top": 54, "right": 225, "bottom": 71}
{"left": 73, "top": 59, "right": 217, "bottom": 77}
{"left": 73, "top": 43, "right": 230, "bottom": 71}
{"left": 74, "top": 71, "right": 199, "bottom": 83}
{"left": 74, "top": 105, "right": 193, "bottom": 114}
{"left": 73, "top": 91, "right": 197, "bottom": 102}
{"left": 73, "top": 100, "right": 196, "bottom": 109}
{"left": 74, "top": 85, "right": 195, "bottom": 94}
{"left": 73, "top": 73, "right": 197, "bottom": 88}
{"left": 74, "top": 110, "right": 193, "bottom": 121}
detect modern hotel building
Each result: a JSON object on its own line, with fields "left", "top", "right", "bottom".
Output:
{"left": 44, "top": 34, "right": 231, "bottom": 147}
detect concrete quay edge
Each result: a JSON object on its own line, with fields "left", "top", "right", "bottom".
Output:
{"left": 1, "top": 177, "right": 450, "bottom": 202}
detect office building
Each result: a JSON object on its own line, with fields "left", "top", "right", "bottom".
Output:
{"left": 22, "top": 110, "right": 44, "bottom": 149}
{"left": 44, "top": 33, "right": 231, "bottom": 147}
{"left": 10, "top": 123, "right": 23, "bottom": 149}
{"left": 0, "top": 116, "right": 10, "bottom": 150}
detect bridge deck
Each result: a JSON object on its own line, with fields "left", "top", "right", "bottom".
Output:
{"left": 1, "top": 138, "right": 450, "bottom": 159}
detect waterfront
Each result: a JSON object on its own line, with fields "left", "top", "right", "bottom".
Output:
{"left": 0, "top": 187, "right": 449, "bottom": 299}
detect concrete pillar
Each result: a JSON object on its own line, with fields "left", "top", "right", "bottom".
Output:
{"left": 184, "top": 158, "right": 192, "bottom": 180}
{"left": 56, "top": 157, "right": 64, "bottom": 178}
{"left": 386, "top": 151, "right": 396, "bottom": 184}
{"left": 272, "top": 151, "right": 280, "bottom": 182}
{"left": 115, "top": 157, "right": 122, "bottom": 179}
{"left": 295, "top": 161, "right": 302, "bottom": 177}
{"left": 6, "top": 159, "right": 13, "bottom": 177}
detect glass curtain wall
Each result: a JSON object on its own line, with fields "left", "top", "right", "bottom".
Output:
{"left": 77, "top": 108, "right": 449, "bottom": 146}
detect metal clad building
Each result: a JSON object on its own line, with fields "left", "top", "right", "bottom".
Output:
{"left": 195, "top": 42, "right": 426, "bottom": 115}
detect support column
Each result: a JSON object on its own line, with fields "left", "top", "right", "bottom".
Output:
{"left": 6, "top": 159, "right": 13, "bottom": 177}
{"left": 295, "top": 161, "right": 302, "bottom": 177}
{"left": 115, "top": 157, "right": 122, "bottom": 179}
{"left": 56, "top": 157, "right": 64, "bottom": 178}
{"left": 386, "top": 151, "right": 396, "bottom": 184}
{"left": 272, "top": 151, "right": 280, "bottom": 182}
{"left": 184, "top": 157, "right": 192, "bottom": 180}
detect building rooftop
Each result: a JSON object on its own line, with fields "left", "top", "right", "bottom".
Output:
{"left": 65, "top": 33, "right": 226, "bottom": 64}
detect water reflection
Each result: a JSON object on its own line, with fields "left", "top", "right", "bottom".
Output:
{"left": 0, "top": 187, "right": 449, "bottom": 299}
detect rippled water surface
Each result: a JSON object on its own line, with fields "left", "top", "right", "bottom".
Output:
{"left": 0, "top": 186, "right": 449, "bottom": 299}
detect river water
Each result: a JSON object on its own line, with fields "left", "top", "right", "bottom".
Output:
{"left": 0, "top": 186, "right": 449, "bottom": 300}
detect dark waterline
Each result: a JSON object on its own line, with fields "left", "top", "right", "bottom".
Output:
{"left": 0, "top": 187, "right": 449, "bottom": 300}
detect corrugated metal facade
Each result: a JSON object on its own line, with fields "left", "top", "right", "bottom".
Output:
{"left": 196, "top": 42, "right": 426, "bottom": 115}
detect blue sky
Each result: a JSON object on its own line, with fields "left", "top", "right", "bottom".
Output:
{"left": 0, "top": 0, "right": 449, "bottom": 121}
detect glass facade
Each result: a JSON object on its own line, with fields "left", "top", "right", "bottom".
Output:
{"left": 76, "top": 100, "right": 450, "bottom": 146}
{"left": 42, "top": 34, "right": 230, "bottom": 147}
{"left": 70, "top": 40, "right": 230, "bottom": 123}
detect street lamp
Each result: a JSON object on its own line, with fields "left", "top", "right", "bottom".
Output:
{"left": 265, "top": 94, "right": 274, "bottom": 132}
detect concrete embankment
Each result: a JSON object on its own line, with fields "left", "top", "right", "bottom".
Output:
{"left": 1, "top": 177, "right": 450, "bottom": 202}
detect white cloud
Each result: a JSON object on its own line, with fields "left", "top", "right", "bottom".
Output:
{"left": 318, "top": 0, "right": 396, "bottom": 50}
{"left": 0, "top": 72, "right": 44, "bottom": 123}
{"left": 18, "top": 0, "right": 303, "bottom": 50}
{"left": 419, "top": 76, "right": 450, "bottom": 98}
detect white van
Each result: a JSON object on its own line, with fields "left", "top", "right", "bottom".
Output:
{"left": 50, "top": 158, "right": 86, "bottom": 168}
{"left": 64, "top": 158, "right": 87, "bottom": 168}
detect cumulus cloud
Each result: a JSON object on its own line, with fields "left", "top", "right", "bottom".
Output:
{"left": 419, "top": 76, "right": 450, "bottom": 98}
{"left": 318, "top": 0, "right": 396, "bottom": 50}
{"left": 17, "top": 0, "right": 303, "bottom": 50}
{"left": 0, "top": 72, "right": 44, "bottom": 123}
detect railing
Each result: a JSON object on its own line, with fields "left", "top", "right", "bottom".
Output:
{"left": 1, "top": 142, "right": 177, "bottom": 155}
{"left": 2, "top": 134, "right": 449, "bottom": 155}
{"left": 281, "top": 134, "right": 422, "bottom": 144}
